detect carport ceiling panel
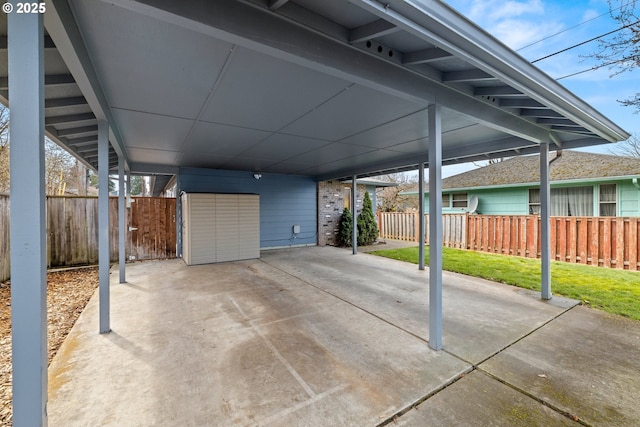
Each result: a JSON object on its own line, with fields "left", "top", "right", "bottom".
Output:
{"left": 186, "top": 121, "right": 272, "bottom": 157}
{"left": 243, "top": 134, "right": 332, "bottom": 161}
{"left": 201, "top": 46, "right": 352, "bottom": 132}
{"left": 274, "top": 141, "right": 377, "bottom": 168}
{"left": 127, "top": 148, "right": 179, "bottom": 165}
{"left": 112, "top": 109, "right": 194, "bottom": 151}
{"left": 385, "top": 138, "right": 428, "bottom": 154}
{"left": 70, "top": 0, "right": 235, "bottom": 119}
{"left": 339, "top": 109, "right": 430, "bottom": 149}
{"left": 179, "top": 153, "right": 237, "bottom": 170}
{"left": 281, "top": 84, "right": 426, "bottom": 141}
{"left": 215, "top": 157, "right": 280, "bottom": 173}
{"left": 442, "top": 124, "right": 505, "bottom": 148}
{"left": 296, "top": 149, "right": 416, "bottom": 177}
{"left": 317, "top": 148, "right": 405, "bottom": 170}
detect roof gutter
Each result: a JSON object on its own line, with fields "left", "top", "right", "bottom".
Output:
{"left": 350, "top": 0, "right": 630, "bottom": 143}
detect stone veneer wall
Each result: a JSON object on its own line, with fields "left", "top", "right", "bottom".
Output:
{"left": 317, "top": 180, "right": 366, "bottom": 246}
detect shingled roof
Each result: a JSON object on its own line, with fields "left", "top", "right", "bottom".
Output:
{"left": 442, "top": 150, "right": 640, "bottom": 190}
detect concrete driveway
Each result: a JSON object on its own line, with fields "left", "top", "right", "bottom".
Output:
{"left": 48, "top": 246, "right": 640, "bottom": 426}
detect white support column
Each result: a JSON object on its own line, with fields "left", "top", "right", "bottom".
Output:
{"left": 98, "top": 121, "right": 111, "bottom": 333}
{"left": 418, "top": 162, "right": 425, "bottom": 270}
{"left": 352, "top": 175, "right": 358, "bottom": 254}
{"left": 8, "top": 8, "right": 48, "bottom": 425}
{"left": 540, "top": 142, "right": 552, "bottom": 300}
{"left": 428, "top": 104, "right": 443, "bottom": 351}
{"left": 118, "top": 156, "right": 126, "bottom": 283}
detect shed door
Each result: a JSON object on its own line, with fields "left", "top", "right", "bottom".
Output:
{"left": 183, "top": 193, "right": 259, "bottom": 265}
{"left": 215, "top": 194, "right": 260, "bottom": 262}
{"left": 184, "top": 193, "right": 216, "bottom": 265}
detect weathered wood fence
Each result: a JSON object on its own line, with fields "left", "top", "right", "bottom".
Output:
{"left": 0, "top": 195, "right": 176, "bottom": 282}
{"left": 378, "top": 211, "right": 640, "bottom": 271}
{"left": 377, "top": 212, "right": 467, "bottom": 248}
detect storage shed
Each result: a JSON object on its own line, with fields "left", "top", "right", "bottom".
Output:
{"left": 181, "top": 193, "right": 260, "bottom": 265}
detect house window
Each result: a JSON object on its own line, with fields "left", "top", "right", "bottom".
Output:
{"left": 344, "top": 188, "right": 351, "bottom": 211}
{"left": 529, "top": 186, "right": 593, "bottom": 216}
{"left": 599, "top": 184, "right": 617, "bottom": 216}
{"left": 529, "top": 189, "right": 540, "bottom": 214}
{"left": 452, "top": 192, "right": 468, "bottom": 208}
{"left": 442, "top": 193, "right": 451, "bottom": 208}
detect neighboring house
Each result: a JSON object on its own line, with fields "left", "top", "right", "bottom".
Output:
{"left": 407, "top": 150, "right": 640, "bottom": 217}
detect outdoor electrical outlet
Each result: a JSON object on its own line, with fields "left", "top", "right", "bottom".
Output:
{"left": 292, "top": 225, "right": 301, "bottom": 234}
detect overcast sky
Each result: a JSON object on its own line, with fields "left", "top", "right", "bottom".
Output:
{"left": 439, "top": 0, "right": 639, "bottom": 177}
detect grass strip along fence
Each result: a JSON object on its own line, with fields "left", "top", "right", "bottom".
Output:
{"left": 371, "top": 246, "right": 640, "bottom": 322}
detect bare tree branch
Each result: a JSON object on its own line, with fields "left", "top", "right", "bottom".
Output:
{"left": 592, "top": 0, "right": 640, "bottom": 111}
{"left": 609, "top": 132, "right": 640, "bottom": 157}
{"left": 376, "top": 172, "right": 419, "bottom": 212}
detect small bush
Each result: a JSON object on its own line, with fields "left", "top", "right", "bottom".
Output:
{"left": 357, "top": 191, "right": 378, "bottom": 246}
{"left": 338, "top": 207, "right": 354, "bottom": 247}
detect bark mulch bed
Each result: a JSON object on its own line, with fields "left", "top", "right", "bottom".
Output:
{"left": 0, "top": 267, "right": 98, "bottom": 426}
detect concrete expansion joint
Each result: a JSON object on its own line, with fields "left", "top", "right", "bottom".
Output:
{"left": 477, "top": 368, "right": 591, "bottom": 426}
{"left": 473, "top": 303, "right": 580, "bottom": 369}
{"left": 377, "top": 305, "right": 583, "bottom": 426}
{"left": 375, "top": 365, "right": 474, "bottom": 426}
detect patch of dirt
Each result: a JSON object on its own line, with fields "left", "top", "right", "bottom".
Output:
{"left": 0, "top": 267, "right": 98, "bottom": 426}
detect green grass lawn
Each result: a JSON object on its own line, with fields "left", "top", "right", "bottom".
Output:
{"left": 370, "top": 246, "right": 640, "bottom": 321}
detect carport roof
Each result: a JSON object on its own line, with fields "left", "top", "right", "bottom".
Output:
{"left": 1, "top": 0, "right": 630, "bottom": 189}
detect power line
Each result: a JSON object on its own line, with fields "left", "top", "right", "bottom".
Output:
{"left": 516, "top": 1, "right": 632, "bottom": 52}
{"left": 532, "top": 19, "right": 640, "bottom": 63}
{"left": 556, "top": 53, "right": 640, "bottom": 80}
{"left": 517, "top": 8, "right": 615, "bottom": 52}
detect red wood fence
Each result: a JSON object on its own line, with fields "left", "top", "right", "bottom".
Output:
{"left": 378, "top": 212, "right": 640, "bottom": 271}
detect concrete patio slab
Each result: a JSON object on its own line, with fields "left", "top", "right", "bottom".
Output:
{"left": 480, "top": 306, "right": 640, "bottom": 426}
{"left": 46, "top": 246, "right": 638, "bottom": 426}
{"left": 261, "top": 246, "right": 577, "bottom": 364}
{"left": 48, "top": 254, "right": 469, "bottom": 426}
{"left": 396, "top": 370, "right": 577, "bottom": 426}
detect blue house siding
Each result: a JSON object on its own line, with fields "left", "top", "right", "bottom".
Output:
{"left": 177, "top": 168, "right": 317, "bottom": 250}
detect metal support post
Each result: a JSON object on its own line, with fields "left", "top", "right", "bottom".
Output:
{"left": 118, "top": 156, "right": 126, "bottom": 283}
{"left": 98, "top": 121, "right": 111, "bottom": 333}
{"left": 352, "top": 175, "right": 357, "bottom": 254}
{"left": 428, "top": 104, "right": 443, "bottom": 350}
{"left": 8, "top": 8, "right": 48, "bottom": 425}
{"left": 540, "top": 142, "right": 552, "bottom": 299}
{"left": 418, "top": 162, "right": 425, "bottom": 270}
